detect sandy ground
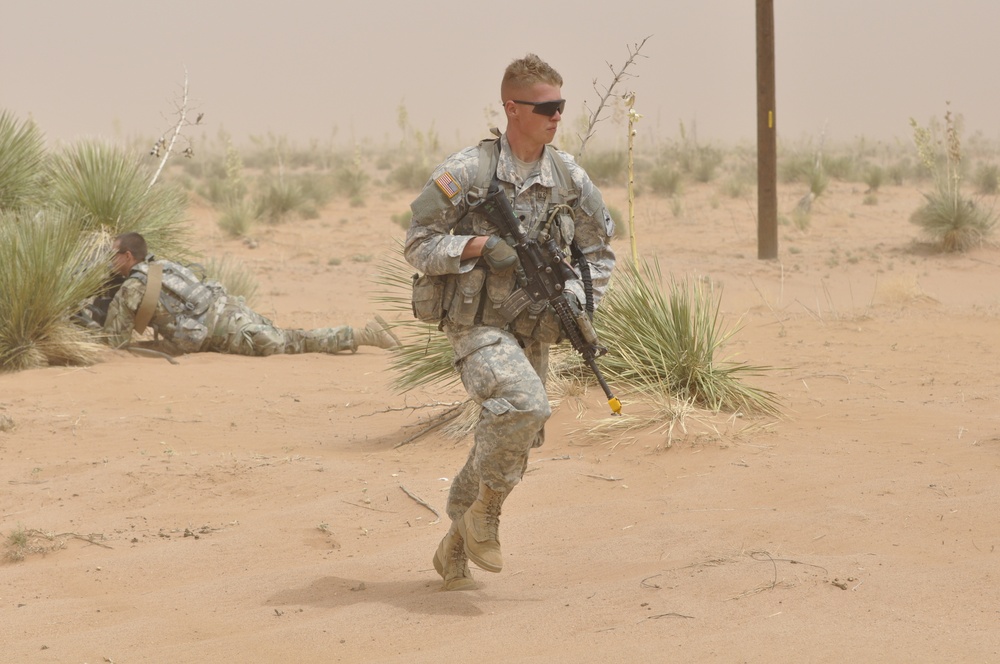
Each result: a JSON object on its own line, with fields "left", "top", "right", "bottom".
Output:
{"left": 2, "top": 179, "right": 999, "bottom": 663}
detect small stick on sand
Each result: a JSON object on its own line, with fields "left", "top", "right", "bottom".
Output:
{"left": 399, "top": 485, "right": 441, "bottom": 524}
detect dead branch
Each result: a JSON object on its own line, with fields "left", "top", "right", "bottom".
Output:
{"left": 148, "top": 68, "right": 199, "bottom": 190}
{"left": 399, "top": 485, "right": 441, "bottom": 524}
{"left": 576, "top": 35, "right": 652, "bottom": 159}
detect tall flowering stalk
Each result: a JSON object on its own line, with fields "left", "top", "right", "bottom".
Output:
{"left": 909, "top": 104, "right": 995, "bottom": 251}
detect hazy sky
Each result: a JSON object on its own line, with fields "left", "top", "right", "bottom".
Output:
{"left": 4, "top": 1, "right": 999, "bottom": 152}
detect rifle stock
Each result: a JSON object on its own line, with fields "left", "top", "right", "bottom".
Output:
{"left": 482, "top": 185, "right": 622, "bottom": 415}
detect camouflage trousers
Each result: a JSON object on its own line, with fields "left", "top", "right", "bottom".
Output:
{"left": 443, "top": 323, "right": 551, "bottom": 522}
{"left": 204, "top": 299, "right": 355, "bottom": 356}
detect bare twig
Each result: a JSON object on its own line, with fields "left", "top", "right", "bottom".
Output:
{"left": 399, "top": 485, "right": 441, "bottom": 524}
{"left": 393, "top": 403, "right": 466, "bottom": 448}
{"left": 576, "top": 36, "right": 651, "bottom": 159}
{"left": 580, "top": 473, "right": 622, "bottom": 482}
{"left": 341, "top": 500, "right": 395, "bottom": 514}
{"left": 148, "top": 68, "right": 197, "bottom": 190}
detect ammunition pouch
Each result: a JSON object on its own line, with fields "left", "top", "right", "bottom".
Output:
{"left": 411, "top": 273, "right": 448, "bottom": 323}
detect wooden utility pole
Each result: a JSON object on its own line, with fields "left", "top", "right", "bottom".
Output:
{"left": 756, "top": 0, "right": 778, "bottom": 259}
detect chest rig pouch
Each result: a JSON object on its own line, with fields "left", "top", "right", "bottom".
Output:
{"left": 444, "top": 137, "right": 582, "bottom": 343}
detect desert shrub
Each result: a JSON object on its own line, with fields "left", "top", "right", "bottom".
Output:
{"left": 391, "top": 211, "right": 411, "bottom": 229}
{"left": 863, "top": 164, "right": 885, "bottom": 192}
{"left": 791, "top": 206, "right": 811, "bottom": 231}
{"left": 253, "top": 175, "right": 307, "bottom": 224}
{"left": 592, "top": 260, "right": 780, "bottom": 416}
{"left": 46, "top": 140, "right": 192, "bottom": 259}
{"left": 778, "top": 152, "right": 814, "bottom": 184}
{"left": 216, "top": 198, "right": 258, "bottom": 238}
{"left": 0, "top": 209, "right": 109, "bottom": 371}
{"left": 336, "top": 148, "right": 369, "bottom": 207}
{"left": 689, "top": 146, "right": 724, "bottom": 183}
{"left": 200, "top": 141, "right": 247, "bottom": 205}
{"left": 388, "top": 158, "right": 432, "bottom": 190}
{"left": 719, "top": 177, "right": 749, "bottom": 199}
{"left": 296, "top": 171, "right": 336, "bottom": 208}
{"left": 808, "top": 167, "right": 829, "bottom": 198}
{"left": 0, "top": 111, "right": 46, "bottom": 211}
{"left": 910, "top": 192, "right": 995, "bottom": 250}
{"left": 822, "top": 153, "right": 858, "bottom": 181}
{"left": 203, "top": 255, "right": 258, "bottom": 305}
{"left": 581, "top": 150, "right": 627, "bottom": 187}
{"left": 973, "top": 163, "right": 999, "bottom": 195}
{"left": 648, "top": 166, "right": 682, "bottom": 196}
{"left": 909, "top": 108, "right": 997, "bottom": 251}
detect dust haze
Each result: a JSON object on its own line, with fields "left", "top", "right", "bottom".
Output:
{"left": 4, "top": 1, "right": 1000, "bottom": 151}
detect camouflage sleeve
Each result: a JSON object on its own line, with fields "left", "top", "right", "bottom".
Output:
{"left": 562, "top": 154, "right": 616, "bottom": 309}
{"left": 102, "top": 278, "right": 144, "bottom": 348}
{"left": 404, "top": 147, "right": 482, "bottom": 276}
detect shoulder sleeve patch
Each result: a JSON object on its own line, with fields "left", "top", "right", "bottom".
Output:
{"left": 434, "top": 171, "right": 462, "bottom": 199}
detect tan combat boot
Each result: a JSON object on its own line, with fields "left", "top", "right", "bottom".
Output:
{"left": 352, "top": 315, "right": 401, "bottom": 350}
{"left": 432, "top": 522, "right": 476, "bottom": 591}
{"left": 457, "top": 481, "right": 507, "bottom": 573}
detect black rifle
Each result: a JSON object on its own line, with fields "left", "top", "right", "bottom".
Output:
{"left": 481, "top": 183, "right": 621, "bottom": 415}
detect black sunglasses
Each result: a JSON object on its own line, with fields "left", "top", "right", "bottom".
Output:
{"left": 512, "top": 99, "right": 566, "bottom": 117}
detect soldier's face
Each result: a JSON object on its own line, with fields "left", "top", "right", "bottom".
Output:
{"left": 510, "top": 83, "right": 563, "bottom": 147}
{"left": 110, "top": 241, "right": 134, "bottom": 277}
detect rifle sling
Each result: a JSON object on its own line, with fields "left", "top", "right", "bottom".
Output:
{"left": 134, "top": 262, "right": 163, "bottom": 334}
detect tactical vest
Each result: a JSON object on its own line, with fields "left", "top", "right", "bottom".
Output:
{"left": 469, "top": 135, "right": 579, "bottom": 211}
{"left": 129, "top": 259, "right": 224, "bottom": 351}
{"left": 450, "top": 138, "right": 585, "bottom": 342}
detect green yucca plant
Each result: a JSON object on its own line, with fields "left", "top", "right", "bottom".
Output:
{"left": 0, "top": 209, "right": 110, "bottom": 371}
{"left": 909, "top": 107, "right": 996, "bottom": 251}
{"left": 373, "top": 244, "right": 458, "bottom": 392}
{"left": 0, "top": 110, "right": 47, "bottom": 211}
{"left": 46, "top": 140, "right": 192, "bottom": 259}
{"left": 592, "top": 259, "right": 780, "bottom": 417}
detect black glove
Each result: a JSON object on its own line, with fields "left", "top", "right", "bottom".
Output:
{"left": 481, "top": 235, "right": 519, "bottom": 273}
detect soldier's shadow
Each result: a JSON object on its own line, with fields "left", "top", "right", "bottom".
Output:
{"left": 265, "top": 575, "right": 488, "bottom": 617}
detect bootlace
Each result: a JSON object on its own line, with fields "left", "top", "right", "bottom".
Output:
{"left": 449, "top": 534, "right": 469, "bottom": 576}
{"left": 484, "top": 494, "right": 503, "bottom": 538}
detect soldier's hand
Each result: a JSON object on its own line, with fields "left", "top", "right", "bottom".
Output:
{"left": 481, "top": 236, "right": 519, "bottom": 273}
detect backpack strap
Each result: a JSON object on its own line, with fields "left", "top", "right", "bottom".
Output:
{"left": 133, "top": 262, "right": 162, "bottom": 334}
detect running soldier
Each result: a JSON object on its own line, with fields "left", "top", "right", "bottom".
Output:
{"left": 405, "top": 54, "right": 616, "bottom": 590}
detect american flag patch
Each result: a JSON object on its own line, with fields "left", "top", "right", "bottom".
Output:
{"left": 434, "top": 171, "right": 461, "bottom": 199}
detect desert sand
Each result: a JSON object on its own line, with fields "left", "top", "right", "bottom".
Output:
{"left": 2, "top": 180, "right": 998, "bottom": 663}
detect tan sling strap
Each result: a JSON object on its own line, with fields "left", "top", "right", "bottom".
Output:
{"left": 133, "top": 262, "right": 163, "bottom": 334}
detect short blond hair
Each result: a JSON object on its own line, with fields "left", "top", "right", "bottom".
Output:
{"left": 500, "top": 54, "right": 563, "bottom": 101}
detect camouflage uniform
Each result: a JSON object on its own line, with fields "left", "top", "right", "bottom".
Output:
{"left": 103, "top": 259, "right": 357, "bottom": 356}
{"left": 405, "top": 134, "right": 615, "bottom": 520}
